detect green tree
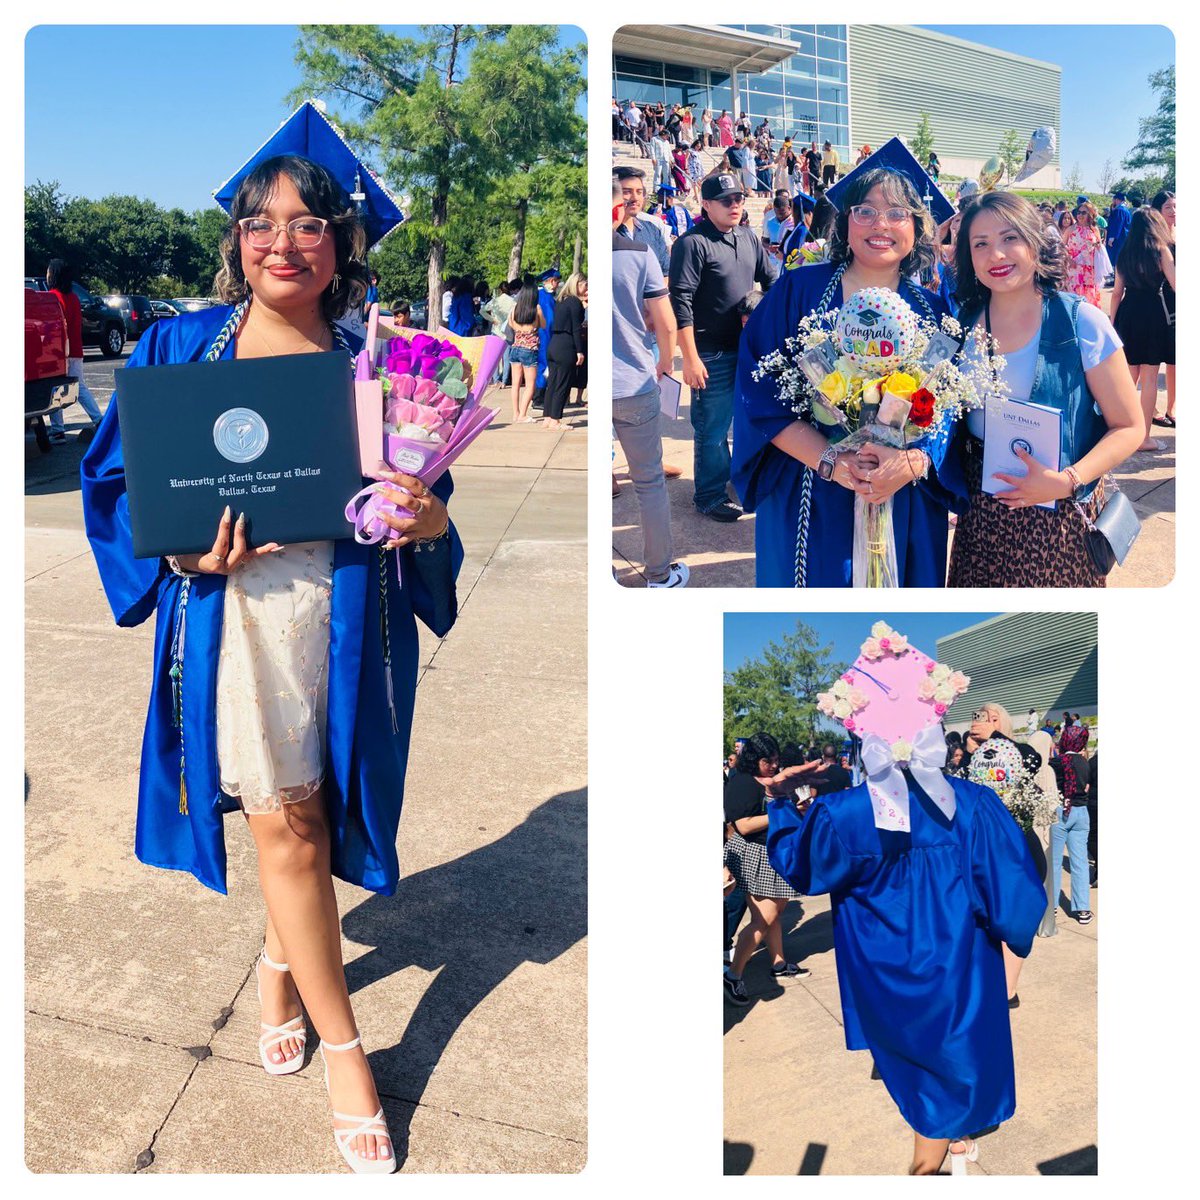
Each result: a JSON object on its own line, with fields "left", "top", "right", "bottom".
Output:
{"left": 1064, "top": 162, "right": 1083, "bottom": 193}
{"left": 997, "top": 129, "right": 1025, "bottom": 182}
{"left": 290, "top": 24, "right": 585, "bottom": 328}
{"left": 1124, "top": 65, "right": 1174, "bottom": 189}
{"left": 723, "top": 621, "right": 846, "bottom": 754}
{"left": 24, "top": 180, "right": 65, "bottom": 275}
{"left": 910, "top": 112, "right": 935, "bottom": 166}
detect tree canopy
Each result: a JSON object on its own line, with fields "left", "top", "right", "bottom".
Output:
{"left": 910, "top": 113, "right": 935, "bottom": 165}
{"left": 723, "top": 621, "right": 847, "bottom": 755}
{"left": 289, "top": 24, "right": 586, "bottom": 327}
{"left": 1123, "top": 65, "right": 1174, "bottom": 190}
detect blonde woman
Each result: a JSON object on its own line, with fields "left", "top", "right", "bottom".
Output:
{"left": 542, "top": 272, "right": 587, "bottom": 428}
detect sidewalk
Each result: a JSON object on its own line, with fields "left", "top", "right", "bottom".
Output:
{"left": 24, "top": 382, "right": 587, "bottom": 1173}
{"left": 613, "top": 312, "right": 1174, "bottom": 588}
{"left": 723, "top": 885, "right": 1097, "bottom": 1175}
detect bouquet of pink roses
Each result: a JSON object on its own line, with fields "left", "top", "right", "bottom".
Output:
{"left": 345, "top": 305, "right": 501, "bottom": 549}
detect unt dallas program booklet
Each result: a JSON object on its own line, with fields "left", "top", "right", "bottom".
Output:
{"left": 981, "top": 395, "right": 1063, "bottom": 511}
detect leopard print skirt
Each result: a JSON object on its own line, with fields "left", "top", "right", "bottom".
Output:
{"left": 947, "top": 439, "right": 1107, "bottom": 588}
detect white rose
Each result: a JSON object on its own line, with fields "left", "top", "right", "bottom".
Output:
{"left": 934, "top": 682, "right": 956, "bottom": 704}
{"left": 891, "top": 739, "right": 913, "bottom": 762}
{"left": 871, "top": 620, "right": 891, "bottom": 639}
{"left": 833, "top": 699, "right": 853, "bottom": 720}
{"left": 831, "top": 678, "right": 850, "bottom": 699}
{"left": 930, "top": 663, "right": 951, "bottom": 683}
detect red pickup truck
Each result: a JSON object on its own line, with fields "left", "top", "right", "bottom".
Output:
{"left": 25, "top": 288, "right": 79, "bottom": 452}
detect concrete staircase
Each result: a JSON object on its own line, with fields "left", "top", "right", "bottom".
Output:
{"left": 610, "top": 140, "right": 773, "bottom": 230}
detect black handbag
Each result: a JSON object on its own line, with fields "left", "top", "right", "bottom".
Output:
{"left": 1077, "top": 485, "right": 1140, "bottom": 575}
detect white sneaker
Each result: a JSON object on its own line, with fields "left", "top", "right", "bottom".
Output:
{"left": 648, "top": 562, "right": 690, "bottom": 588}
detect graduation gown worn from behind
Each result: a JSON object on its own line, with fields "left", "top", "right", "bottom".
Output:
{"left": 80, "top": 307, "right": 463, "bottom": 896}
{"left": 767, "top": 775, "right": 1046, "bottom": 1140}
{"left": 732, "top": 261, "right": 967, "bottom": 587}
{"left": 536, "top": 288, "right": 556, "bottom": 389}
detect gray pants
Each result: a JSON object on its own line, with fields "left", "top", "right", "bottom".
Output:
{"left": 613, "top": 387, "right": 674, "bottom": 583}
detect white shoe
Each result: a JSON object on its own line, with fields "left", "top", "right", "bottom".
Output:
{"left": 948, "top": 1138, "right": 979, "bottom": 1176}
{"left": 255, "top": 948, "right": 306, "bottom": 1075}
{"left": 647, "top": 562, "right": 690, "bottom": 588}
{"left": 320, "top": 1036, "right": 397, "bottom": 1174}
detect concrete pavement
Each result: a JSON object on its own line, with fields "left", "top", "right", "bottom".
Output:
{"left": 723, "top": 879, "right": 1097, "bottom": 1175}
{"left": 24, "top": 369, "right": 587, "bottom": 1173}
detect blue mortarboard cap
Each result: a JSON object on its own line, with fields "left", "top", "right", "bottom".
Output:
{"left": 825, "top": 136, "right": 954, "bottom": 225}
{"left": 1076, "top": 194, "right": 1090, "bottom": 205}
{"left": 213, "top": 100, "right": 404, "bottom": 249}
{"left": 538, "top": 268, "right": 561, "bottom": 282}
{"left": 791, "top": 189, "right": 816, "bottom": 214}
{"left": 1111, "top": 191, "right": 1127, "bottom": 201}
{"left": 657, "top": 183, "right": 677, "bottom": 195}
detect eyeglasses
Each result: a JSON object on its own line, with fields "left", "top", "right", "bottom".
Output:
{"left": 714, "top": 194, "right": 745, "bottom": 206}
{"left": 849, "top": 205, "right": 913, "bottom": 226}
{"left": 238, "top": 217, "right": 329, "bottom": 250}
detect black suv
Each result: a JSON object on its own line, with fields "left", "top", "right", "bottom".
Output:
{"left": 72, "top": 284, "right": 127, "bottom": 358}
{"left": 103, "top": 294, "right": 158, "bottom": 341}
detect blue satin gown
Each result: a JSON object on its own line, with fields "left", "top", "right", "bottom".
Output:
{"left": 536, "top": 288, "right": 556, "bottom": 390}
{"left": 80, "top": 307, "right": 463, "bottom": 896}
{"left": 767, "top": 775, "right": 1046, "bottom": 1139}
{"left": 732, "top": 260, "right": 967, "bottom": 587}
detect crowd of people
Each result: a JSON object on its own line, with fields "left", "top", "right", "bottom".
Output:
{"left": 415, "top": 268, "right": 588, "bottom": 430}
{"left": 611, "top": 110, "right": 1176, "bottom": 590}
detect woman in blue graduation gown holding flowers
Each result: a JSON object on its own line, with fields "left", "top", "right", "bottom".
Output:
{"left": 733, "top": 166, "right": 964, "bottom": 587}
{"left": 81, "top": 155, "right": 461, "bottom": 1173}
{"left": 765, "top": 623, "right": 1046, "bottom": 1174}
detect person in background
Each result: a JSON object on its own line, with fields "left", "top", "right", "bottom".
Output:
{"left": 670, "top": 171, "right": 778, "bottom": 523}
{"left": 612, "top": 176, "right": 687, "bottom": 588}
{"left": 542, "top": 272, "right": 586, "bottom": 430}
{"left": 724, "top": 733, "right": 825, "bottom": 1005}
{"left": 445, "top": 275, "right": 475, "bottom": 336}
{"left": 361, "top": 269, "right": 379, "bottom": 321}
{"left": 658, "top": 187, "right": 693, "bottom": 240}
{"left": 1086, "top": 748, "right": 1098, "bottom": 886}
{"left": 505, "top": 281, "right": 545, "bottom": 424}
{"left": 1104, "top": 192, "right": 1132, "bottom": 278}
{"left": 926, "top": 151, "right": 940, "bottom": 182}
{"left": 532, "top": 267, "right": 560, "bottom": 412}
{"left": 1066, "top": 202, "right": 1106, "bottom": 308}
{"left": 761, "top": 191, "right": 795, "bottom": 260}
{"left": 812, "top": 743, "right": 851, "bottom": 794}
{"left": 481, "top": 280, "right": 516, "bottom": 384}
{"left": 1110, "top": 206, "right": 1176, "bottom": 447}
{"left": 388, "top": 299, "right": 411, "bottom": 327}
{"left": 441, "top": 276, "right": 456, "bottom": 325}
{"left": 821, "top": 141, "right": 839, "bottom": 187}
{"left": 614, "top": 166, "right": 670, "bottom": 273}
{"left": 44, "top": 258, "right": 104, "bottom": 442}
{"left": 1150, "top": 190, "right": 1176, "bottom": 428}
{"left": 1050, "top": 723, "right": 1093, "bottom": 925}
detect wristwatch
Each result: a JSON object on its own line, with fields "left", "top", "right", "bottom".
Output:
{"left": 817, "top": 446, "right": 838, "bottom": 481}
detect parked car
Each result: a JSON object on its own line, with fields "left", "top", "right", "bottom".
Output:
{"left": 170, "top": 297, "right": 217, "bottom": 313}
{"left": 24, "top": 276, "right": 47, "bottom": 291}
{"left": 410, "top": 299, "right": 429, "bottom": 329}
{"left": 149, "top": 299, "right": 179, "bottom": 319}
{"left": 25, "top": 288, "right": 78, "bottom": 452}
{"left": 71, "top": 284, "right": 127, "bottom": 358}
{"left": 103, "top": 294, "right": 158, "bottom": 341}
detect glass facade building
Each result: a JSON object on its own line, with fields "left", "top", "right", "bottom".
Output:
{"left": 614, "top": 25, "right": 852, "bottom": 162}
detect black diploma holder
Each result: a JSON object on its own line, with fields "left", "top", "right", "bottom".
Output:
{"left": 117, "top": 350, "right": 363, "bottom": 558}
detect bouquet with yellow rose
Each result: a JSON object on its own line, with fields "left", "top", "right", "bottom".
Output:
{"left": 752, "top": 286, "right": 1004, "bottom": 586}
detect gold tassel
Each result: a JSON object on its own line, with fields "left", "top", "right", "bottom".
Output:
{"left": 179, "top": 771, "right": 188, "bottom": 816}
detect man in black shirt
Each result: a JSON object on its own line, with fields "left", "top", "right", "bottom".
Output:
{"left": 814, "top": 743, "right": 852, "bottom": 794}
{"left": 669, "top": 172, "right": 777, "bottom": 521}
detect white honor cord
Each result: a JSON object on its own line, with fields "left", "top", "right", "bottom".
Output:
{"left": 860, "top": 727, "right": 957, "bottom": 832}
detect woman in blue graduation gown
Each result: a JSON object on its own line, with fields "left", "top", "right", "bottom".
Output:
{"left": 81, "top": 155, "right": 461, "bottom": 1173}
{"left": 766, "top": 760, "right": 1046, "bottom": 1173}
{"left": 732, "top": 169, "right": 966, "bottom": 587}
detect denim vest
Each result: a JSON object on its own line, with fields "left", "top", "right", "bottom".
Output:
{"left": 965, "top": 291, "right": 1110, "bottom": 500}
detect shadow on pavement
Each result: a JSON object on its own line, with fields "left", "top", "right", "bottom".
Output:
{"left": 340, "top": 787, "right": 586, "bottom": 1166}
{"left": 798, "top": 1142, "right": 828, "bottom": 1175}
{"left": 1038, "top": 1144, "right": 1098, "bottom": 1175}
{"left": 724, "top": 1139, "right": 755, "bottom": 1175}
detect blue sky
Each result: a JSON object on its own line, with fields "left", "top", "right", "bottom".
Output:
{"left": 25, "top": 25, "right": 587, "bottom": 211}
{"left": 723, "top": 613, "right": 1002, "bottom": 675}
{"left": 922, "top": 25, "right": 1175, "bottom": 191}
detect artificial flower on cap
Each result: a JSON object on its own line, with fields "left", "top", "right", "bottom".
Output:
{"left": 816, "top": 620, "right": 969, "bottom": 830}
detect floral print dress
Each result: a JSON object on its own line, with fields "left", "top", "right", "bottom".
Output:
{"left": 1065, "top": 226, "right": 1103, "bottom": 307}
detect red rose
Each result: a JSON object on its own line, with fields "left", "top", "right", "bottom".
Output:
{"left": 909, "top": 387, "right": 935, "bottom": 427}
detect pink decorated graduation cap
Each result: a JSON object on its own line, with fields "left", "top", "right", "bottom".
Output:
{"left": 817, "top": 620, "right": 970, "bottom": 763}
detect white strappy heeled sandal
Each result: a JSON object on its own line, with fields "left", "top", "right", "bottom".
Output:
{"left": 319, "top": 1036, "right": 396, "bottom": 1174}
{"left": 949, "top": 1137, "right": 979, "bottom": 1176}
{"left": 255, "top": 948, "right": 307, "bottom": 1076}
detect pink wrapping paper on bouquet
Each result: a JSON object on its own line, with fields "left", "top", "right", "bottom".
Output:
{"left": 345, "top": 306, "right": 501, "bottom": 569}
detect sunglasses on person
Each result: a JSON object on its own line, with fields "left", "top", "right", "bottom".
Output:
{"left": 849, "top": 205, "right": 913, "bottom": 226}
{"left": 238, "top": 217, "right": 329, "bottom": 249}
{"left": 713, "top": 194, "right": 745, "bottom": 206}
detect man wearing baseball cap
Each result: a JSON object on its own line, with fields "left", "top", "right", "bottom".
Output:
{"left": 669, "top": 172, "right": 777, "bottom": 522}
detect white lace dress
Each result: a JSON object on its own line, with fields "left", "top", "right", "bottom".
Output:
{"left": 215, "top": 541, "right": 334, "bottom": 813}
